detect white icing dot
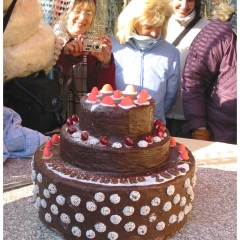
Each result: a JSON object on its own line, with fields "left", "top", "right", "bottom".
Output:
{"left": 189, "top": 193, "right": 194, "bottom": 201}
{"left": 169, "top": 214, "right": 177, "bottom": 223}
{"left": 108, "top": 232, "right": 119, "bottom": 240}
{"left": 31, "top": 170, "right": 36, "bottom": 181}
{"left": 94, "top": 192, "right": 105, "bottom": 202}
{"left": 180, "top": 196, "right": 187, "bottom": 207}
{"left": 110, "top": 215, "right": 122, "bottom": 225}
{"left": 94, "top": 222, "right": 106, "bottom": 232}
{"left": 124, "top": 222, "right": 136, "bottom": 232}
{"left": 123, "top": 206, "right": 134, "bottom": 216}
{"left": 184, "top": 178, "right": 191, "bottom": 188}
{"left": 137, "top": 225, "right": 147, "bottom": 235}
{"left": 173, "top": 194, "right": 181, "bottom": 204}
{"left": 72, "top": 132, "right": 81, "bottom": 138}
{"left": 178, "top": 211, "right": 184, "bottom": 222}
{"left": 32, "top": 185, "right": 39, "bottom": 195}
{"left": 86, "top": 230, "right": 96, "bottom": 239}
{"left": 72, "top": 226, "right": 81, "bottom": 237}
{"left": 34, "top": 197, "right": 41, "bottom": 210}
{"left": 37, "top": 173, "right": 42, "bottom": 183}
{"left": 112, "top": 142, "right": 122, "bottom": 148}
{"left": 75, "top": 213, "right": 85, "bottom": 222}
{"left": 86, "top": 201, "right": 97, "bottom": 211}
{"left": 50, "top": 204, "right": 59, "bottom": 215}
{"left": 130, "top": 191, "right": 140, "bottom": 201}
{"left": 156, "top": 221, "right": 165, "bottom": 231}
{"left": 149, "top": 213, "right": 157, "bottom": 222}
{"left": 138, "top": 140, "right": 148, "bottom": 147}
{"left": 56, "top": 195, "right": 65, "bottom": 206}
{"left": 151, "top": 197, "right": 161, "bottom": 206}
{"left": 140, "top": 206, "right": 150, "bottom": 215}
{"left": 43, "top": 189, "right": 51, "bottom": 198}
{"left": 163, "top": 201, "right": 172, "bottom": 211}
{"left": 41, "top": 199, "right": 47, "bottom": 208}
{"left": 48, "top": 183, "right": 57, "bottom": 194}
{"left": 110, "top": 194, "right": 121, "bottom": 204}
{"left": 101, "top": 206, "right": 111, "bottom": 216}
{"left": 45, "top": 213, "right": 52, "bottom": 223}
{"left": 153, "top": 136, "right": 161, "bottom": 142}
{"left": 163, "top": 132, "right": 167, "bottom": 137}
{"left": 187, "top": 186, "right": 193, "bottom": 195}
{"left": 70, "top": 195, "right": 81, "bottom": 206}
{"left": 60, "top": 213, "right": 71, "bottom": 224}
{"left": 167, "top": 185, "right": 175, "bottom": 196}
{"left": 184, "top": 203, "right": 193, "bottom": 215}
{"left": 89, "top": 139, "right": 99, "bottom": 145}
{"left": 192, "top": 174, "right": 197, "bottom": 187}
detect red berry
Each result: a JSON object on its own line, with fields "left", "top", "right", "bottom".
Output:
{"left": 170, "top": 137, "right": 176, "bottom": 146}
{"left": 156, "top": 131, "right": 164, "bottom": 138}
{"left": 67, "top": 125, "right": 77, "bottom": 134}
{"left": 154, "top": 119, "right": 162, "bottom": 127}
{"left": 71, "top": 114, "right": 79, "bottom": 123}
{"left": 81, "top": 131, "right": 89, "bottom": 141}
{"left": 43, "top": 147, "right": 51, "bottom": 158}
{"left": 157, "top": 124, "right": 166, "bottom": 132}
{"left": 178, "top": 143, "right": 185, "bottom": 153}
{"left": 179, "top": 150, "right": 189, "bottom": 160}
{"left": 51, "top": 134, "right": 60, "bottom": 143}
{"left": 125, "top": 137, "right": 133, "bottom": 147}
{"left": 45, "top": 140, "right": 53, "bottom": 149}
{"left": 66, "top": 118, "right": 73, "bottom": 127}
{"left": 145, "top": 134, "right": 153, "bottom": 144}
{"left": 100, "top": 136, "right": 108, "bottom": 145}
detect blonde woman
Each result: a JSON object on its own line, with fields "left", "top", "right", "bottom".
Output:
{"left": 181, "top": 0, "right": 237, "bottom": 144}
{"left": 112, "top": 0, "right": 180, "bottom": 124}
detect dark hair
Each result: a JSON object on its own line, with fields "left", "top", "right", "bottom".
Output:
{"left": 194, "top": 0, "right": 202, "bottom": 18}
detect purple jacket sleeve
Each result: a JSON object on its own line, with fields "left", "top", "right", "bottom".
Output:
{"left": 181, "top": 20, "right": 235, "bottom": 133}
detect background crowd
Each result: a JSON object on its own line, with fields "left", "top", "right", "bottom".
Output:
{"left": 3, "top": 0, "right": 237, "bottom": 161}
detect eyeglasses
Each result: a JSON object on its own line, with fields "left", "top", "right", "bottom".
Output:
{"left": 73, "top": 10, "right": 93, "bottom": 18}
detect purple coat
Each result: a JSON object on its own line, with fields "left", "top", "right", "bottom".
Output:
{"left": 182, "top": 20, "right": 237, "bottom": 144}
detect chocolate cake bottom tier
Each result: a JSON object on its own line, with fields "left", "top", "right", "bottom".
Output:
{"left": 32, "top": 143, "right": 196, "bottom": 240}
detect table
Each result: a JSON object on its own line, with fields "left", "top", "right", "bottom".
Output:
{"left": 3, "top": 138, "right": 237, "bottom": 239}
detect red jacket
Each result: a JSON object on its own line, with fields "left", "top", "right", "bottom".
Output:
{"left": 182, "top": 20, "right": 237, "bottom": 144}
{"left": 56, "top": 40, "right": 116, "bottom": 91}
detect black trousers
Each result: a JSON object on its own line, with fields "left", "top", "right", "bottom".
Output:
{"left": 166, "top": 118, "right": 192, "bottom": 139}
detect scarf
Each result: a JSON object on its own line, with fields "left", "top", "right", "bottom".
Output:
{"left": 172, "top": 10, "right": 196, "bottom": 26}
{"left": 129, "top": 32, "right": 162, "bottom": 50}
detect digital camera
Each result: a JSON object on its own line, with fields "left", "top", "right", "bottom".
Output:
{"left": 82, "top": 38, "right": 102, "bottom": 52}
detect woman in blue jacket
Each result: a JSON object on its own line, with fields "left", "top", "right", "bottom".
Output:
{"left": 111, "top": 0, "right": 180, "bottom": 124}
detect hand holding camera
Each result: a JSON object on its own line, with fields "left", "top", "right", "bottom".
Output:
{"left": 64, "top": 35, "right": 112, "bottom": 67}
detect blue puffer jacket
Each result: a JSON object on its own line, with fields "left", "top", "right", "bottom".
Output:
{"left": 111, "top": 36, "right": 180, "bottom": 124}
{"left": 182, "top": 20, "right": 237, "bottom": 144}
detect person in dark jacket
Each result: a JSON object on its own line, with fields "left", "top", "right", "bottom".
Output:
{"left": 56, "top": 0, "right": 116, "bottom": 118}
{"left": 181, "top": 0, "right": 237, "bottom": 144}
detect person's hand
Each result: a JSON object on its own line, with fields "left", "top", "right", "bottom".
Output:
{"left": 192, "top": 128, "right": 210, "bottom": 141}
{"left": 89, "top": 35, "right": 112, "bottom": 67}
{"left": 63, "top": 35, "right": 89, "bottom": 57}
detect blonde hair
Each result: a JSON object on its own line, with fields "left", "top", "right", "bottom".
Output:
{"left": 212, "top": 2, "right": 235, "bottom": 21}
{"left": 115, "top": 0, "right": 173, "bottom": 44}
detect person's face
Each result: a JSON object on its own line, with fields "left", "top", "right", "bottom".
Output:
{"left": 135, "top": 23, "right": 161, "bottom": 38}
{"left": 68, "top": 5, "right": 94, "bottom": 36}
{"left": 172, "top": 0, "right": 195, "bottom": 18}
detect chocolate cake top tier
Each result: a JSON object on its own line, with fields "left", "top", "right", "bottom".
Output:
{"left": 78, "top": 95, "right": 155, "bottom": 142}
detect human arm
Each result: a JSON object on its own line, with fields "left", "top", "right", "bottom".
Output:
{"left": 3, "top": 107, "right": 50, "bottom": 161}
